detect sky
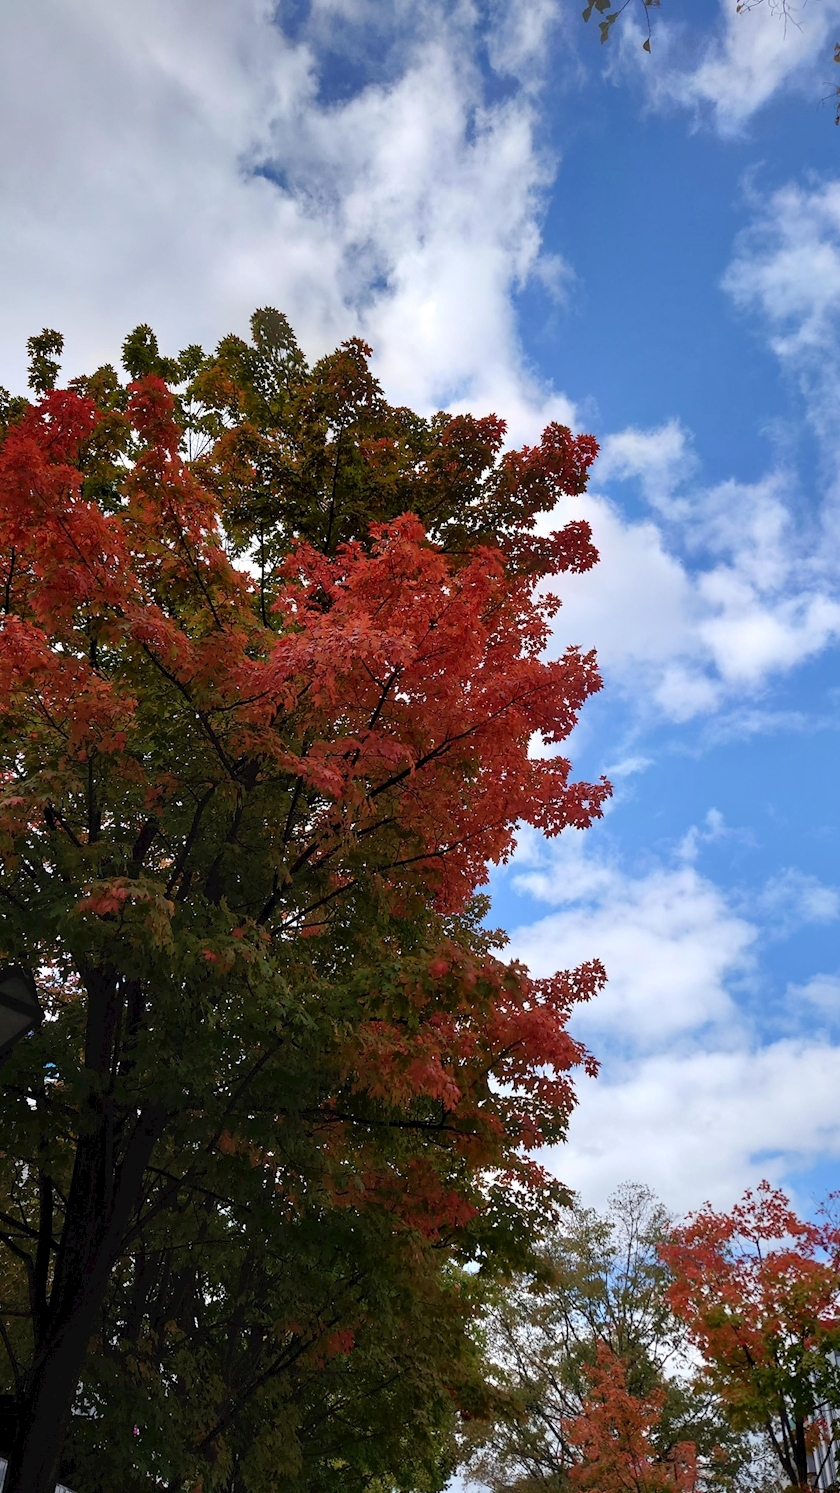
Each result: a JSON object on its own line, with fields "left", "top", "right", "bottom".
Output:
{"left": 4, "top": 0, "right": 840, "bottom": 1221}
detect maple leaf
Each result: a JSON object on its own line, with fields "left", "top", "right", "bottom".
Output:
{"left": 566, "top": 1342, "right": 699, "bottom": 1493}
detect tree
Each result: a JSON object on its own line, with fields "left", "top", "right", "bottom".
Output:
{"left": 565, "top": 1341, "right": 698, "bottom": 1493}
{"left": 461, "top": 1185, "right": 748, "bottom": 1493}
{"left": 462, "top": 1188, "right": 751, "bottom": 1493}
{"left": 63, "top": 1176, "right": 491, "bottom": 1493}
{"left": 0, "top": 311, "right": 609, "bottom": 1493}
{"left": 661, "top": 1181, "right": 840, "bottom": 1491}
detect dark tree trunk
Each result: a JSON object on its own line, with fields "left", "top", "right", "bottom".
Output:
{"left": 3, "top": 1103, "right": 166, "bottom": 1493}
{"left": 5, "top": 1301, "right": 99, "bottom": 1493}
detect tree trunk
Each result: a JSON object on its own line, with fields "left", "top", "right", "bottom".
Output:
{"left": 4, "top": 1299, "right": 99, "bottom": 1493}
{"left": 794, "top": 1415, "right": 811, "bottom": 1491}
{"left": 3, "top": 1105, "right": 166, "bottom": 1493}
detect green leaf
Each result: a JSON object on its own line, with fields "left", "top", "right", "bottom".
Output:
{"left": 26, "top": 328, "right": 64, "bottom": 395}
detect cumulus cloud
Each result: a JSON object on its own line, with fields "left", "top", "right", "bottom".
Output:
{"left": 503, "top": 831, "right": 840, "bottom": 1212}
{"left": 0, "top": 0, "right": 569, "bottom": 442}
{"left": 508, "top": 830, "right": 755, "bottom": 1048}
{"left": 548, "top": 410, "right": 840, "bottom": 721}
{"left": 549, "top": 489, "right": 709, "bottom": 719}
{"left": 617, "top": 0, "right": 840, "bottom": 135}
{"left": 550, "top": 1039, "right": 840, "bottom": 1212}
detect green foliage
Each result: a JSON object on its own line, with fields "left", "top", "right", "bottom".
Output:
{"left": 460, "top": 1185, "right": 757, "bottom": 1493}
{"left": 0, "top": 387, "right": 27, "bottom": 438}
{"left": 26, "top": 328, "right": 64, "bottom": 395}
{"left": 64, "top": 1197, "right": 484, "bottom": 1492}
{"left": 0, "top": 311, "right": 606, "bottom": 1493}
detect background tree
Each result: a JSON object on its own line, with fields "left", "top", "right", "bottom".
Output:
{"left": 565, "top": 1342, "right": 698, "bottom": 1493}
{"left": 662, "top": 1181, "right": 840, "bottom": 1492}
{"left": 0, "top": 311, "right": 609, "bottom": 1493}
{"left": 461, "top": 1185, "right": 755, "bottom": 1493}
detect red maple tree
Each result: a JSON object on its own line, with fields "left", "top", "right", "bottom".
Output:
{"left": 661, "top": 1182, "right": 840, "bottom": 1491}
{"left": 565, "top": 1341, "right": 698, "bottom": 1493}
{"left": 0, "top": 317, "right": 609, "bottom": 1492}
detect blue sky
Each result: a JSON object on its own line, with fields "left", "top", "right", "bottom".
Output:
{"left": 4, "top": 0, "right": 840, "bottom": 1217}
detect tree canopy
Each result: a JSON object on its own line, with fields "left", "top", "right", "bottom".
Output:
{"left": 663, "top": 1182, "right": 840, "bottom": 1491}
{"left": 0, "top": 311, "right": 608, "bottom": 1493}
{"left": 461, "top": 1184, "right": 763, "bottom": 1493}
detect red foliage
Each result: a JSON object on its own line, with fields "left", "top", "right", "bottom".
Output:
{"left": 566, "top": 1343, "right": 698, "bottom": 1493}
{"left": 662, "top": 1183, "right": 840, "bottom": 1376}
{"left": 0, "top": 344, "right": 611, "bottom": 1491}
{"left": 661, "top": 1182, "right": 840, "bottom": 1490}
{"left": 0, "top": 378, "right": 611, "bottom": 1178}
{"left": 0, "top": 380, "right": 608, "bottom": 910}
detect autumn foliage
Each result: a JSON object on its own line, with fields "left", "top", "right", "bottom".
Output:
{"left": 0, "top": 314, "right": 608, "bottom": 1493}
{"left": 566, "top": 1342, "right": 698, "bottom": 1493}
{"left": 662, "top": 1182, "right": 840, "bottom": 1491}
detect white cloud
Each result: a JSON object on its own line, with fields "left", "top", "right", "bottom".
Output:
{"left": 719, "top": 172, "right": 840, "bottom": 581}
{"left": 622, "top": 0, "right": 840, "bottom": 135}
{"left": 756, "top": 867, "right": 840, "bottom": 935}
{"left": 485, "top": 0, "right": 563, "bottom": 84}
{"left": 0, "top": 0, "right": 570, "bottom": 443}
{"left": 604, "top": 754, "right": 653, "bottom": 780}
{"left": 788, "top": 970, "right": 840, "bottom": 1015}
{"left": 678, "top": 807, "right": 731, "bottom": 863}
{"left": 683, "top": 0, "right": 840, "bottom": 133}
{"left": 565, "top": 176, "right": 840, "bottom": 720}
{"left": 549, "top": 421, "right": 840, "bottom": 719}
{"left": 725, "top": 180, "right": 840, "bottom": 358}
{"left": 503, "top": 832, "right": 840, "bottom": 1213}
{"left": 595, "top": 420, "right": 697, "bottom": 519}
{"left": 508, "top": 832, "right": 754, "bottom": 1047}
{"left": 550, "top": 1039, "right": 840, "bottom": 1213}
{"left": 319, "top": 51, "right": 574, "bottom": 437}
{"left": 543, "top": 178, "right": 840, "bottom": 726}
{"left": 724, "top": 177, "right": 840, "bottom": 482}
{"left": 550, "top": 489, "right": 706, "bottom": 717}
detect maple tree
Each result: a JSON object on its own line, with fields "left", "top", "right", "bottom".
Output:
{"left": 462, "top": 1185, "right": 748, "bottom": 1493}
{"left": 661, "top": 1181, "right": 840, "bottom": 1491}
{"left": 0, "top": 311, "right": 609, "bottom": 1493}
{"left": 67, "top": 1174, "right": 490, "bottom": 1492}
{"left": 565, "top": 1341, "right": 698, "bottom": 1493}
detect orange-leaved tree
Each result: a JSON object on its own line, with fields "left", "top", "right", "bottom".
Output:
{"left": 0, "top": 313, "right": 609, "bottom": 1493}
{"left": 661, "top": 1182, "right": 840, "bottom": 1491}
{"left": 565, "top": 1341, "right": 699, "bottom": 1493}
